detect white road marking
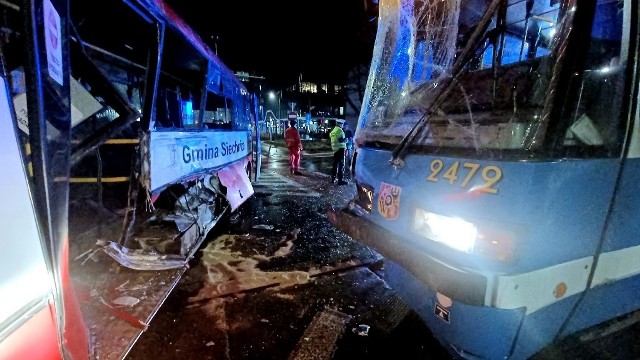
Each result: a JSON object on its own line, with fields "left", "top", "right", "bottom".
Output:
{"left": 254, "top": 172, "right": 321, "bottom": 197}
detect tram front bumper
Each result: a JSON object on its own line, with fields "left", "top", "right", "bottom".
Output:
{"left": 327, "top": 205, "right": 487, "bottom": 306}
{"left": 327, "top": 205, "right": 527, "bottom": 359}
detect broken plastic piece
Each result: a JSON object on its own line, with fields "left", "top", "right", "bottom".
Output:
{"left": 112, "top": 296, "right": 140, "bottom": 307}
{"left": 253, "top": 224, "right": 274, "bottom": 230}
{"left": 353, "top": 324, "right": 370, "bottom": 336}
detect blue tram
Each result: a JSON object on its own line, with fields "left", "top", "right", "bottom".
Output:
{"left": 329, "top": 0, "right": 640, "bottom": 358}
{"left": 0, "top": 0, "right": 260, "bottom": 357}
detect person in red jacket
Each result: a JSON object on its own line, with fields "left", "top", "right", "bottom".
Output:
{"left": 284, "top": 119, "right": 303, "bottom": 175}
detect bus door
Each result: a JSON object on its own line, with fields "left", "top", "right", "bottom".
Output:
{"left": 0, "top": 36, "right": 61, "bottom": 360}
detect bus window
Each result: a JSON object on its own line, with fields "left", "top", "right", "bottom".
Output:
{"left": 152, "top": 26, "right": 206, "bottom": 131}
{"left": 155, "top": 88, "right": 182, "bottom": 129}
{"left": 203, "top": 91, "right": 233, "bottom": 129}
{"left": 234, "top": 91, "right": 253, "bottom": 132}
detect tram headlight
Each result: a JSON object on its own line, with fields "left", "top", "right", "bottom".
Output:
{"left": 412, "top": 209, "right": 516, "bottom": 261}
{"left": 412, "top": 209, "right": 477, "bottom": 253}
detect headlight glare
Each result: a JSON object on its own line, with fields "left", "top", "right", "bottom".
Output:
{"left": 412, "top": 208, "right": 515, "bottom": 261}
{"left": 413, "top": 209, "right": 477, "bottom": 253}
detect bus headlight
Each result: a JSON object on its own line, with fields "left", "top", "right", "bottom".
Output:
{"left": 412, "top": 208, "right": 515, "bottom": 261}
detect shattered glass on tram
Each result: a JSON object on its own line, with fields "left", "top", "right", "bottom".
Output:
{"left": 357, "top": 0, "right": 627, "bottom": 161}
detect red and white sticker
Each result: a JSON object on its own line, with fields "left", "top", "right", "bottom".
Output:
{"left": 44, "top": 0, "right": 63, "bottom": 85}
{"left": 377, "top": 182, "right": 401, "bottom": 220}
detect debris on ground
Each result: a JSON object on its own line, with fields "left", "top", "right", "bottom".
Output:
{"left": 353, "top": 324, "right": 370, "bottom": 336}
{"left": 112, "top": 296, "right": 140, "bottom": 307}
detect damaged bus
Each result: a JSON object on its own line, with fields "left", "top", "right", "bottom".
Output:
{"left": 329, "top": 0, "right": 640, "bottom": 358}
{"left": 0, "top": 0, "right": 259, "bottom": 358}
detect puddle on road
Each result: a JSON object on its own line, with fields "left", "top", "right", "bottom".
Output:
{"left": 189, "top": 232, "right": 310, "bottom": 303}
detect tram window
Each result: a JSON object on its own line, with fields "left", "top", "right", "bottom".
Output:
{"left": 565, "top": 0, "right": 626, "bottom": 151}
{"left": 482, "top": 36, "right": 550, "bottom": 68}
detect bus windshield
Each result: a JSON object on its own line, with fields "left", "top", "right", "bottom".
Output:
{"left": 357, "top": 0, "right": 630, "bottom": 160}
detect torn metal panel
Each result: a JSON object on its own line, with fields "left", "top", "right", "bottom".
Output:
{"left": 103, "top": 175, "right": 231, "bottom": 270}
{"left": 100, "top": 242, "right": 183, "bottom": 271}
{"left": 11, "top": 76, "right": 103, "bottom": 138}
{"left": 217, "top": 158, "right": 254, "bottom": 212}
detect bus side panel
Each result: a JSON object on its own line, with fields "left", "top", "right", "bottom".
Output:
{"left": 385, "top": 260, "right": 526, "bottom": 359}
{"left": 0, "top": 304, "right": 60, "bottom": 360}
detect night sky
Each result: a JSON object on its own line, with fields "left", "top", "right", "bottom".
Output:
{"left": 164, "top": 0, "right": 374, "bottom": 86}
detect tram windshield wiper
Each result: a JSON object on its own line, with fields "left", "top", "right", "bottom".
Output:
{"left": 390, "top": 0, "right": 503, "bottom": 167}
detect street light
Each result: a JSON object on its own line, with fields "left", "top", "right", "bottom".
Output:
{"left": 269, "top": 90, "right": 281, "bottom": 119}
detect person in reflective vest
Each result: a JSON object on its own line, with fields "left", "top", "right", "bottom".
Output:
{"left": 329, "top": 120, "right": 348, "bottom": 185}
{"left": 284, "top": 119, "right": 303, "bottom": 175}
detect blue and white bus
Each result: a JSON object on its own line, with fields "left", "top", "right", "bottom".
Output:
{"left": 329, "top": 0, "right": 640, "bottom": 358}
{"left": 0, "top": 0, "right": 260, "bottom": 357}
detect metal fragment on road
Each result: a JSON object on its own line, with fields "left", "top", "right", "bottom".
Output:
{"left": 353, "top": 324, "right": 370, "bottom": 336}
{"left": 288, "top": 309, "right": 352, "bottom": 360}
{"left": 102, "top": 241, "right": 187, "bottom": 270}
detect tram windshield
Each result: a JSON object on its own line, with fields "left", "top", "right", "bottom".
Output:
{"left": 357, "top": 0, "right": 631, "bottom": 159}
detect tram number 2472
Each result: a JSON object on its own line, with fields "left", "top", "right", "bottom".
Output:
{"left": 426, "top": 159, "right": 503, "bottom": 194}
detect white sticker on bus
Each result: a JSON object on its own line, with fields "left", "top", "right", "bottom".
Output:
{"left": 44, "top": 0, "right": 63, "bottom": 85}
{"left": 148, "top": 130, "right": 249, "bottom": 192}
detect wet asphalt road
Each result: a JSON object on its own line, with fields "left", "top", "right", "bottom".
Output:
{"left": 126, "top": 145, "right": 452, "bottom": 360}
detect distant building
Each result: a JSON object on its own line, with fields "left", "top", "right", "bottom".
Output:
{"left": 237, "top": 71, "right": 346, "bottom": 120}
{"left": 287, "top": 78, "right": 346, "bottom": 119}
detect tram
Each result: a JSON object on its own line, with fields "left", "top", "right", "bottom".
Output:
{"left": 329, "top": 0, "right": 640, "bottom": 358}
